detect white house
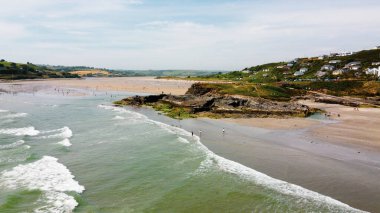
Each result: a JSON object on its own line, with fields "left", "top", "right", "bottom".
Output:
{"left": 299, "top": 68, "right": 308, "bottom": 73}
{"left": 294, "top": 71, "right": 304, "bottom": 76}
{"left": 316, "top": 71, "right": 327, "bottom": 77}
{"left": 365, "top": 66, "right": 380, "bottom": 77}
{"left": 337, "top": 52, "right": 354, "bottom": 57}
{"left": 242, "top": 70, "right": 250, "bottom": 74}
{"left": 350, "top": 65, "right": 361, "bottom": 71}
{"left": 332, "top": 69, "right": 348, "bottom": 75}
{"left": 287, "top": 63, "right": 294, "bottom": 67}
{"left": 329, "top": 60, "right": 341, "bottom": 64}
{"left": 345, "top": 61, "right": 361, "bottom": 68}
{"left": 321, "top": 65, "right": 335, "bottom": 71}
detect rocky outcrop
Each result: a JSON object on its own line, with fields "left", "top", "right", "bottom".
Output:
{"left": 116, "top": 84, "right": 315, "bottom": 118}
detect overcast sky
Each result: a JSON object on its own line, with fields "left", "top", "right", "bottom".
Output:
{"left": 1, "top": 0, "right": 380, "bottom": 70}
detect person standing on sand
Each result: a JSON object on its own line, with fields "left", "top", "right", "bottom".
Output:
{"left": 199, "top": 130, "right": 202, "bottom": 137}
{"left": 191, "top": 131, "right": 194, "bottom": 136}
{"left": 222, "top": 128, "right": 225, "bottom": 135}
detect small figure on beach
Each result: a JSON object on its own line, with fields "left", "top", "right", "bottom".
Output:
{"left": 191, "top": 131, "right": 194, "bottom": 136}
{"left": 199, "top": 130, "right": 202, "bottom": 137}
{"left": 222, "top": 128, "right": 225, "bottom": 135}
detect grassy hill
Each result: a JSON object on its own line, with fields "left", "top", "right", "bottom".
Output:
{"left": 205, "top": 48, "right": 380, "bottom": 83}
{"left": 0, "top": 60, "right": 79, "bottom": 80}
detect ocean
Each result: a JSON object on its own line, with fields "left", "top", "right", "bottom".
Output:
{"left": 0, "top": 90, "right": 364, "bottom": 213}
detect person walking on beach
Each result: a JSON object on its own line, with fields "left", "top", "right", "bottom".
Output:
{"left": 191, "top": 131, "right": 194, "bottom": 136}
{"left": 222, "top": 128, "right": 225, "bottom": 135}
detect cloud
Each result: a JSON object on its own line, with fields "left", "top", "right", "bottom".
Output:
{"left": 1, "top": 0, "right": 380, "bottom": 70}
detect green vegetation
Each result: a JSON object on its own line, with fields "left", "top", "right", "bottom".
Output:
{"left": 199, "top": 83, "right": 292, "bottom": 101}
{"left": 187, "top": 80, "right": 380, "bottom": 101}
{"left": 150, "top": 103, "right": 197, "bottom": 119}
{"left": 186, "top": 49, "right": 380, "bottom": 83}
{"left": 0, "top": 60, "right": 79, "bottom": 80}
{"left": 281, "top": 81, "right": 380, "bottom": 97}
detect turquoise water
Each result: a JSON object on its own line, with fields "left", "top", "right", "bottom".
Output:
{"left": 0, "top": 91, "right": 363, "bottom": 213}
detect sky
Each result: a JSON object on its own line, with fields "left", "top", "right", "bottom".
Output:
{"left": 1, "top": 0, "right": 380, "bottom": 70}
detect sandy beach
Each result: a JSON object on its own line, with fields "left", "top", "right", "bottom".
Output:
{"left": 1, "top": 77, "right": 380, "bottom": 212}
{"left": 0, "top": 77, "right": 195, "bottom": 96}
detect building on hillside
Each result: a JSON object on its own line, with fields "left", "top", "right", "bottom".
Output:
{"left": 242, "top": 70, "right": 250, "bottom": 74}
{"left": 293, "top": 71, "right": 305, "bottom": 76}
{"left": 329, "top": 60, "right": 341, "bottom": 64}
{"left": 316, "top": 71, "right": 327, "bottom": 77}
{"left": 332, "top": 69, "right": 349, "bottom": 75}
{"left": 365, "top": 66, "right": 380, "bottom": 78}
{"left": 318, "top": 55, "right": 327, "bottom": 60}
{"left": 293, "top": 68, "right": 308, "bottom": 76}
{"left": 350, "top": 65, "right": 361, "bottom": 71}
{"left": 262, "top": 69, "right": 270, "bottom": 72}
{"left": 344, "top": 61, "right": 361, "bottom": 70}
{"left": 287, "top": 63, "right": 294, "bottom": 67}
{"left": 321, "top": 65, "right": 335, "bottom": 71}
{"left": 337, "top": 52, "right": 354, "bottom": 57}
{"left": 262, "top": 73, "right": 269, "bottom": 77}
{"left": 329, "top": 53, "right": 339, "bottom": 57}
{"left": 276, "top": 65, "right": 285, "bottom": 69}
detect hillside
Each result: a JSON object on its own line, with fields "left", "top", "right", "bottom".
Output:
{"left": 111, "top": 70, "right": 224, "bottom": 77}
{"left": 0, "top": 60, "right": 79, "bottom": 80}
{"left": 69, "top": 70, "right": 110, "bottom": 77}
{"left": 40, "top": 65, "right": 224, "bottom": 77}
{"left": 206, "top": 48, "right": 380, "bottom": 83}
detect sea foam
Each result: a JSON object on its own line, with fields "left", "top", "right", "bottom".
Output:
{"left": 40, "top": 127, "right": 73, "bottom": 139}
{"left": 0, "top": 140, "right": 25, "bottom": 150}
{"left": 1, "top": 112, "right": 28, "bottom": 118}
{"left": 0, "top": 127, "right": 40, "bottom": 136}
{"left": 57, "top": 139, "right": 72, "bottom": 147}
{"left": 0, "top": 156, "right": 85, "bottom": 213}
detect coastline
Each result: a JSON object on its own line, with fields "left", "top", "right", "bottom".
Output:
{"left": 140, "top": 107, "right": 380, "bottom": 212}
{"left": 1, "top": 77, "right": 380, "bottom": 212}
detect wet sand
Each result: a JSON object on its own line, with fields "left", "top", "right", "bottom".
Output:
{"left": 1, "top": 77, "right": 380, "bottom": 212}
{"left": 144, "top": 112, "right": 380, "bottom": 212}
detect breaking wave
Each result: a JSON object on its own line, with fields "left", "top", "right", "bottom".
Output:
{"left": 0, "top": 140, "right": 25, "bottom": 150}
{"left": 0, "top": 156, "right": 85, "bottom": 213}
{"left": 57, "top": 139, "right": 72, "bottom": 147}
{"left": 40, "top": 127, "right": 73, "bottom": 139}
{"left": 0, "top": 127, "right": 40, "bottom": 136}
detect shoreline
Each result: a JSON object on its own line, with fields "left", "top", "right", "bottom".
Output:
{"left": 141, "top": 109, "right": 380, "bottom": 212}
{"left": 1, "top": 77, "right": 380, "bottom": 212}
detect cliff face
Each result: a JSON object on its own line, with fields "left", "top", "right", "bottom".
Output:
{"left": 116, "top": 83, "right": 314, "bottom": 119}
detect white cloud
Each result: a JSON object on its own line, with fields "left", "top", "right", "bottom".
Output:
{"left": 1, "top": 0, "right": 380, "bottom": 70}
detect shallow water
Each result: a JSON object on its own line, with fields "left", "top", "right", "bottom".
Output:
{"left": 0, "top": 91, "right": 364, "bottom": 212}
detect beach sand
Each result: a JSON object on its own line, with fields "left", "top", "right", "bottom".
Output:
{"left": 1, "top": 77, "right": 380, "bottom": 212}
{"left": 0, "top": 77, "right": 195, "bottom": 96}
